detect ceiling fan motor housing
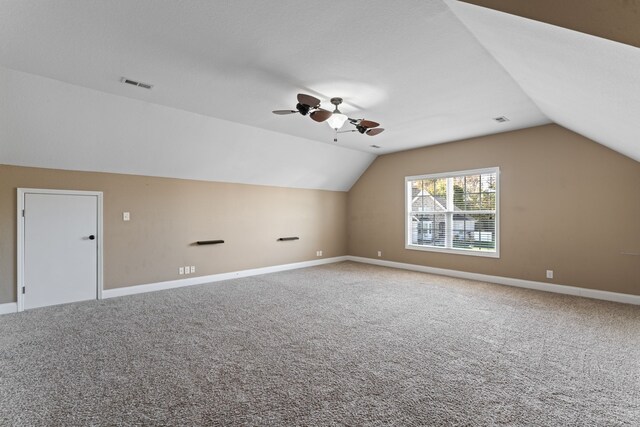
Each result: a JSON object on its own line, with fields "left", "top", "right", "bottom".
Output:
{"left": 296, "top": 103, "right": 310, "bottom": 116}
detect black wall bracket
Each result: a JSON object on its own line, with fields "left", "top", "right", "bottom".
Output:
{"left": 196, "top": 240, "right": 225, "bottom": 245}
{"left": 277, "top": 237, "right": 300, "bottom": 241}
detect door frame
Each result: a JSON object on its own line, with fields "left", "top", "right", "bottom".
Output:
{"left": 17, "top": 188, "right": 104, "bottom": 312}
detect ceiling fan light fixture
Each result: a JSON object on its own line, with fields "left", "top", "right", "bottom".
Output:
{"left": 326, "top": 97, "right": 348, "bottom": 130}
{"left": 327, "top": 112, "right": 348, "bottom": 130}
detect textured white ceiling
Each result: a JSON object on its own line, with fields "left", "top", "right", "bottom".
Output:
{"left": 0, "top": 0, "right": 549, "bottom": 156}
{"left": 447, "top": 0, "right": 640, "bottom": 163}
{"left": 4, "top": 0, "right": 636, "bottom": 191}
{"left": 0, "top": 66, "right": 375, "bottom": 191}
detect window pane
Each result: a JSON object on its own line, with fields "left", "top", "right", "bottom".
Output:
{"left": 452, "top": 172, "right": 497, "bottom": 212}
{"left": 465, "top": 175, "right": 481, "bottom": 193}
{"left": 481, "top": 173, "right": 496, "bottom": 192}
{"left": 410, "top": 178, "right": 447, "bottom": 212}
{"left": 452, "top": 177, "right": 466, "bottom": 210}
{"left": 465, "top": 193, "right": 481, "bottom": 210}
{"left": 452, "top": 213, "right": 475, "bottom": 249}
{"left": 482, "top": 192, "right": 496, "bottom": 210}
{"left": 469, "top": 214, "right": 496, "bottom": 251}
{"left": 432, "top": 178, "right": 447, "bottom": 197}
{"left": 410, "top": 214, "right": 445, "bottom": 247}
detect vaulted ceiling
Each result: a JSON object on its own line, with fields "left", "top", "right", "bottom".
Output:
{"left": 0, "top": 1, "right": 637, "bottom": 191}
{"left": 447, "top": 0, "right": 640, "bottom": 163}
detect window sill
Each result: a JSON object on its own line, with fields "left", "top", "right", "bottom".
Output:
{"left": 405, "top": 244, "right": 500, "bottom": 258}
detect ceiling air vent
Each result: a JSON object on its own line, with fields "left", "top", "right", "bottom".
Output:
{"left": 121, "top": 77, "right": 153, "bottom": 90}
{"left": 493, "top": 116, "right": 509, "bottom": 123}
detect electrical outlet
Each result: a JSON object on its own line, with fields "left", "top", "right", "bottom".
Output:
{"left": 190, "top": 266, "right": 195, "bottom": 273}
{"left": 377, "top": 251, "right": 382, "bottom": 257}
{"left": 179, "top": 267, "right": 184, "bottom": 275}
{"left": 123, "top": 212, "right": 130, "bottom": 221}
{"left": 546, "top": 270, "right": 554, "bottom": 279}
{"left": 185, "top": 265, "right": 190, "bottom": 275}
{"left": 316, "top": 250, "right": 323, "bottom": 257}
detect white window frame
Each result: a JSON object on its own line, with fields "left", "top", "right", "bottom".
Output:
{"left": 405, "top": 167, "right": 500, "bottom": 258}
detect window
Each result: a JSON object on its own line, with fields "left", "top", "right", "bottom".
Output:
{"left": 406, "top": 167, "right": 499, "bottom": 257}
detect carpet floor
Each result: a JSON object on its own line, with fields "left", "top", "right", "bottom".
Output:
{"left": 1, "top": 261, "right": 639, "bottom": 426}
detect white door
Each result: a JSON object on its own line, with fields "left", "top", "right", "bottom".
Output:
{"left": 23, "top": 192, "right": 99, "bottom": 310}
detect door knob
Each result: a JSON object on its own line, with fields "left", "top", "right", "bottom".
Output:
{"left": 89, "top": 235, "right": 95, "bottom": 240}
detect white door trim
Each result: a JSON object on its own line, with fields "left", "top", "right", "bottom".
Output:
{"left": 17, "top": 188, "right": 104, "bottom": 312}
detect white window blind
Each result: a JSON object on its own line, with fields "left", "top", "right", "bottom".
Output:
{"left": 406, "top": 167, "right": 499, "bottom": 257}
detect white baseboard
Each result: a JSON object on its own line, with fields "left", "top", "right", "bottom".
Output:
{"left": 103, "top": 256, "right": 349, "bottom": 299}
{"left": 5, "top": 255, "right": 636, "bottom": 313}
{"left": 347, "top": 256, "right": 640, "bottom": 306}
{"left": 0, "top": 302, "right": 18, "bottom": 315}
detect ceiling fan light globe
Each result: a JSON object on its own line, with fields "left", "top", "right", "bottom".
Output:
{"left": 327, "top": 113, "right": 348, "bottom": 130}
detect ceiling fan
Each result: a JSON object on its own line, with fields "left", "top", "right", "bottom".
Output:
{"left": 273, "top": 94, "right": 384, "bottom": 142}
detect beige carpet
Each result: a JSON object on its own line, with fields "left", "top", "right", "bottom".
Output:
{"left": 1, "top": 261, "right": 639, "bottom": 426}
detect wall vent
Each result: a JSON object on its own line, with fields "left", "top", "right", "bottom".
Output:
{"left": 493, "top": 116, "right": 509, "bottom": 123}
{"left": 121, "top": 77, "right": 153, "bottom": 89}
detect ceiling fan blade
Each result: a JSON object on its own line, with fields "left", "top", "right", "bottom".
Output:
{"left": 359, "top": 120, "right": 380, "bottom": 129}
{"left": 297, "top": 93, "right": 321, "bottom": 108}
{"left": 310, "top": 109, "right": 332, "bottom": 123}
{"left": 272, "top": 110, "right": 298, "bottom": 115}
{"left": 366, "top": 128, "right": 384, "bottom": 136}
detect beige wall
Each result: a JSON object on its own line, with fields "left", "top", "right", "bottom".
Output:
{"left": 461, "top": 0, "right": 640, "bottom": 48}
{"left": 2, "top": 124, "right": 639, "bottom": 305}
{"left": 0, "top": 165, "right": 348, "bottom": 303}
{"left": 348, "top": 124, "right": 640, "bottom": 295}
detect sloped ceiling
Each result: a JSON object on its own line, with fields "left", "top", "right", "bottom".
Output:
{"left": 0, "top": 66, "right": 375, "bottom": 191}
{"left": 447, "top": 0, "right": 640, "bottom": 163}
{"left": 0, "top": 1, "right": 637, "bottom": 191}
